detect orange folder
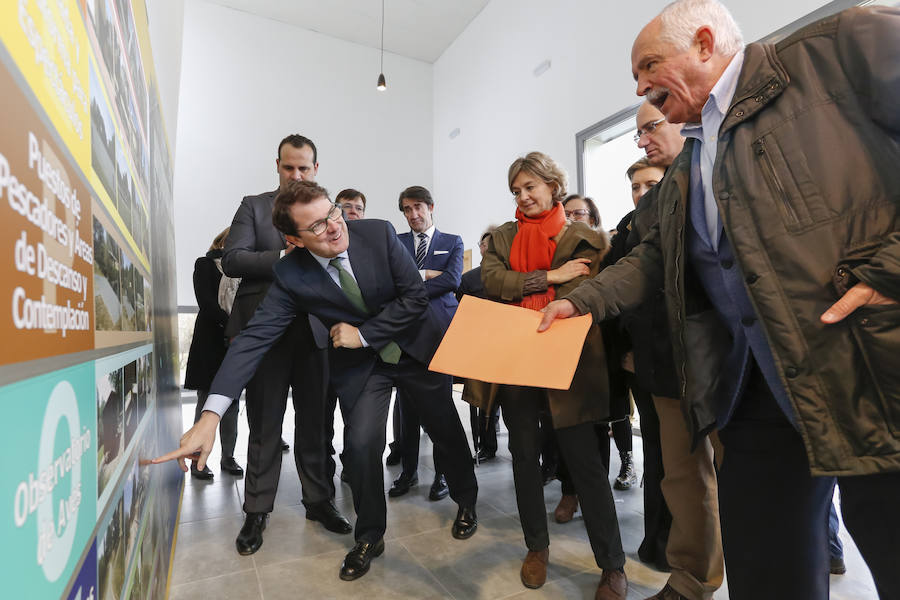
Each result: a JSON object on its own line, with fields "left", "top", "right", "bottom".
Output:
{"left": 429, "top": 295, "right": 592, "bottom": 390}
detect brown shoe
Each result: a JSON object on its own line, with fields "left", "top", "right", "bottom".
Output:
{"left": 554, "top": 494, "right": 579, "bottom": 523}
{"left": 644, "top": 583, "right": 688, "bottom": 599}
{"left": 595, "top": 568, "right": 627, "bottom": 600}
{"left": 520, "top": 548, "right": 549, "bottom": 589}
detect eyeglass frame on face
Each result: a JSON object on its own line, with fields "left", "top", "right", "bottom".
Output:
{"left": 339, "top": 201, "right": 365, "bottom": 214}
{"left": 565, "top": 208, "right": 591, "bottom": 219}
{"left": 294, "top": 202, "right": 342, "bottom": 237}
{"left": 633, "top": 118, "right": 666, "bottom": 143}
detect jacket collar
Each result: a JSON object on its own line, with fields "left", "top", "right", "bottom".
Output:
{"left": 720, "top": 42, "right": 789, "bottom": 135}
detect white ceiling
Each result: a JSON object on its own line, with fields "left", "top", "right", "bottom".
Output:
{"left": 200, "top": 0, "right": 492, "bottom": 63}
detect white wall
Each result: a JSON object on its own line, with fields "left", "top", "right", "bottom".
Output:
{"left": 172, "top": 0, "right": 433, "bottom": 305}
{"left": 432, "top": 0, "right": 834, "bottom": 263}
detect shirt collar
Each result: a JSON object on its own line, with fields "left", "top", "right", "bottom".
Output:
{"left": 413, "top": 224, "right": 436, "bottom": 239}
{"left": 310, "top": 249, "right": 349, "bottom": 271}
{"left": 681, "top": 51, "right": 745, "bottom": 139}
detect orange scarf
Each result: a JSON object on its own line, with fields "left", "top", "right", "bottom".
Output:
{"left": 510, "top": 202, "right": 566, "bottom": 310}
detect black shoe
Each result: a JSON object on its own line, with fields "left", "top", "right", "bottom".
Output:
{"left": 429, "top": 474, "right": 449, "bottom": 501}
{"left": 280, "top": 438, "right": 290, "bottom": 452}
{"left": 388, "top": 473, "right": 418, "bottom": 497}
{"left": 540, "top": 462, "right": 557, "bottom": 486}
{"left": 306, "top": 500, "right": 352, "bottom": 534}
{"left": 190, "top": 463, "right": 214, "bottom": 480}
{"left": 830, "top": 556, "right": 847, "bottom": 575}
{"left": 220, "top": 457, "right": 244, "bottom": 477}
{"left": 474, "top": 448, "right": 496, "bottom": 462}
{"left": 452, "top": 505, "right": 478, "bottom": 539}
{"left": 613, "top": 450, "right": 638, "bottom": 490}
{"left": 339, "top": 539, "right": 385, "bottom": 581}
{"left": 385, "top": 443, "right": 402, "bottom": 466}
{"left": 235, "top": 512, "right": 268, "bottom": 555}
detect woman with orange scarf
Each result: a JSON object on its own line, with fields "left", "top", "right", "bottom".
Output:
{"left": 480, "top": 152, "right": 627, "bottom": 599}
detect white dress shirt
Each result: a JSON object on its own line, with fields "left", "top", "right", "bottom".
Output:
{"left": 413, "top": 224, "right": 436, "bottom": 280}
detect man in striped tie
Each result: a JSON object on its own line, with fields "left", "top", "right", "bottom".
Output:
{"left": 155, "top": 180, "right": 478, "bottom": 582}
{"left": 391, "top": 186, "right": 465, "bottom": 502}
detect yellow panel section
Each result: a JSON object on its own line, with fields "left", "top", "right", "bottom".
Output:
{"left": 0, "top": 0, "right": 90, "bottom": 174}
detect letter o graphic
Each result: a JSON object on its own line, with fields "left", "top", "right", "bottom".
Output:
{"left": 37, "top": 380, "right": 80, "bottom": 582}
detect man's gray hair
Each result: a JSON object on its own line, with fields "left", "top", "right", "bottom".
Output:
{"left": 658, "top": 0, "right": 744, "bottom": 56}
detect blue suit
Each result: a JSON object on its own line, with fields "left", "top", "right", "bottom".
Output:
{"left": 394, "top": 229, "right": 465, "bottom": 478}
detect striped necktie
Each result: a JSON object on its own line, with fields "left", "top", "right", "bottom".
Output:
{"left": 328, "top": 257, "right": 401, "bottom": 364}
{"left": 415, "top": 232, "right": 428, "bottom": 269}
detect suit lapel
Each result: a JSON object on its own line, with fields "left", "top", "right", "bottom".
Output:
{"left": 424, "top": 229, "right": 441, "bottom": 269}
{"left": 264, "top": 190, "right": 287, "bottom": 247}
{"left": 294, "top": 249, "right": 364, "bottom": 316}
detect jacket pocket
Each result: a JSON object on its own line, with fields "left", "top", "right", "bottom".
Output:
{"left": 753, "top": 137, "right": 809, "bottom": 230}
{"left": 849, "top": 304, "right": 900, "bottom": 438}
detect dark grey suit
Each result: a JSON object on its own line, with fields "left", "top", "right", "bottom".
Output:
{"left": 223, "top": 190, "right": 335, "bottom": 513}
{"left": 211, "top": 219, "right": 477, "bottom": 542}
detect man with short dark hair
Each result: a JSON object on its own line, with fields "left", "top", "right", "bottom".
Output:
{"left": 336, "top": 188, "right": 366, "bottom": 221}
{"left": 389, "top": 185, "right": 464, "bottom": 501}
{"left": 157, "top": 181, "right": 479, "bottom": 582}
{"left": 541, "top": 2, "right": 900, "bottom": 598}
{"left": 220, "top": 134, "right": 349, "bottom": 557}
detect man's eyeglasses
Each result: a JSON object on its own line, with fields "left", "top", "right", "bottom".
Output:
{"left": 339, "top": 202, "right": 365, "bottom": 213}
{"left": 565, "top": 209, "right": 591, "bottom": 219}
{"left": 633, "top": 118, "right": 666, "bottom": 143}
{"left": 295, "top": 203, "right": 342, "bottom": 236}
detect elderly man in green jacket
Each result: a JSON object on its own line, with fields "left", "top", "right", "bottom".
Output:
{"left": 540, "top": 2, "right": 900, "bottom": 599}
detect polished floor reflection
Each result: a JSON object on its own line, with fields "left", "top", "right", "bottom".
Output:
{"left": 170, "top": 390, "right": 877, "bottom": 599}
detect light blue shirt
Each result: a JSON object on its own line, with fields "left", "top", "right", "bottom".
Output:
{"left": 680, "top": 51, "right": 744, "bottom": 251}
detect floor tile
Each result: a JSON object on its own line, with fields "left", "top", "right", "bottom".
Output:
{"left": 169, "top": 570, "right": 260, "bottom": 600}
{"left": 171, "top": 515, "right": 255, "bottom": 586}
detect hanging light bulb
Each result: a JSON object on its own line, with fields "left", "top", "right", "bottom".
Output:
{"left": 377, "top": 0, "right": 386, "bottom": 91}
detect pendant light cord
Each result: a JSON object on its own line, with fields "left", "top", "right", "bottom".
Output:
{"left": 380, "top": 0, "right": 384, "bottom": 71}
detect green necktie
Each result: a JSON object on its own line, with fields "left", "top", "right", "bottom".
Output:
{"left": 329, "top": 257, "right": 401, "bottom": 364}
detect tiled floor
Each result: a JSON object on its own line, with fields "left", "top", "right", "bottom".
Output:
{"left": 170, "top": 390, "right": 877, "bottom": 599}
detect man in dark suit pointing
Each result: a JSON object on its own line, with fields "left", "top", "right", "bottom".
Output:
{"left": 156, "top": 180, "right": 478, "bottom": 581}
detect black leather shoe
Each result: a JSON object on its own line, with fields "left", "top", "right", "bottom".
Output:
{"left": 339, "top": 539, "right": 385, "bottom": 580}
{"left": 306, "top": 500, "right": 352, "bottom": 534}
{"left": 280, "top": 438, "right": 290, "bottom": 452}
{"left": 388, "top": 473, "right": 418, "bottom": 497}
{"left": 235, "top": 512, "right": 268, "bottom": 555}
{"left": 220, "top": 457, "right": 244, "bottom": 477}
{"left": 190, "top": 463, "right": 214, "bottom": 480}
{"left": 385, "top": 443, "right": 402, "bottom": 466}
{"left": 452, "top": 505, "right": 477, "bottom": 539}
{"left": 429, "top": 474, "right": 449, "bottom": 501}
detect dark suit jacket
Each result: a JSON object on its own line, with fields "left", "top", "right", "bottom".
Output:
{"left": 209, "top": 219, "right": 448, "bottom": 410}
{"left": 456, "top": 266, "right": 486, "bottom": 301}
{"left": 397, "top": 229, "right": 463, "bottom": 329}
{"left": 222, "top": 189, "right": 328, "bottom": 347}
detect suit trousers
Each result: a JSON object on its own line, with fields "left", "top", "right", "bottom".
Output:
{"left": 500, "top": 385, "right": 625, "bottom": 570}
{"left": 243, "top": 319, "right": 335, "bottom": 514}
{"left": 342, "top": 354, "right": 477, "bottom": 543}
{"left": 397, "top": 389, "right": 442, "bottom": 478}
{"left": 194, "top": 389, "right": 239, "bottom": 459}
{"left": 630, "top": 377, "right": 672, "bottom": 568}
{"left": 654, "top": 394, "right": 723, "bottom": 600}
{"left": 718, "top": 363, "right": 900, "bottom": 600}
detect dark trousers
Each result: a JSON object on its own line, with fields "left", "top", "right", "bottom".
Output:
{"left": 717, "top": 364, "right": 900, "bottom": 599}
{"left": 500, "top": 386, "right": 625, "bottom": 570}
{"left": 557, "top": 425, "right": 610, "bottom": 495}
{"left": 243, "top": 320, "right": 335, "bottom": 514}
{"left": 630, "top": 376, "right": 671, "bottom": 566}
{"left": 194, "top": 389, "right": 240, "bottom": 458}
{"left": 343, "top": 355, "right": 477, "bottom": 543}
{"left": 470, "top": 403, "right": 500, "bottom": 455}
{"left": 396, "top": 389, "right": 442, "bottom": 479}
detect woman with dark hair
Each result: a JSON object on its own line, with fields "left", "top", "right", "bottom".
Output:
{"left": 479, "top": 152, "right": 628, "bottom": 599}
{"left": 184, "top": 227, "right": 242, "bottom": 479}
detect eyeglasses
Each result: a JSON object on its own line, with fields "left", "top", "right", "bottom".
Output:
{"left": 565, "top": 209, "right": 591, "bottom": 219}
{"left": 295, "top": 203, "right": 342, "bottom": 236}
{"left": 633, "top": 118, "right": 666, "bottom": 143}
{"left": 340, "top": 202, "right": 365, "bottom": 213}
